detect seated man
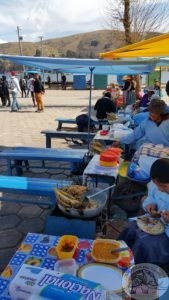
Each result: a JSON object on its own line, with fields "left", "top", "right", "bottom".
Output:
{"left": 119, "top": 158, "right": 169, "bottom": 267}
{"left": 94, "top": 91, "right": 117, "bottom": 120}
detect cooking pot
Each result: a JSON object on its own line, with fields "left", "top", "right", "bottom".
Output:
{"left": 57, "top": 188, "right": 107, "bottom": 219}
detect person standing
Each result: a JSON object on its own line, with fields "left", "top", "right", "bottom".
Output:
{"left": 47, "top": 75, "right": 51, "bottom": 89}
{"left": 34, "top": 74, "right": 45, "bottom": 112}
{"left": 19, "top": 77, "right": 27, "bottom": 98}
{"left": 154, "top": 79, "right": 161, "bottom": 97}
{"left": 2, "top": 76, "right": 11, "bottom": 107}
{"left": 0, "top": 78, "right": 3, "bottom": 106}
{"left": 122, "top": 75, "right": 136, "bottom": 112}
{"left": 10, "top": 71, "right": 21, "bottom": 112}
{"left": 61, "top": 74, "right": 66, "bottom": 90}
{"left": 27, "top": 74, "right": 36, "bottom": 106}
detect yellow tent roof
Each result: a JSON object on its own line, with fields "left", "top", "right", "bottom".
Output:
{"left": 100, "top": 32, "right": 169, "bottom": 59}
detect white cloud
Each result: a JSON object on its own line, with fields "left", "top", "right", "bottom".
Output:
{"left": 0, "top": 38, "right": 7, "bottom": 44}
{"left": 0, "top": 0, "right": 106, "bottom": 43}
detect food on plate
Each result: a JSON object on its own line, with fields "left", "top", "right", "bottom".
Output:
{"left": 90, "top": 140, "right": 106, "bottom": 154}
{"left": 149, "top": 209, "right": 161, "bottom": 218}
{"left": 106, "top": 112, "right": 118, "bottom": 121}
{"left": 91, "top": 239, "right": 121, "bottom": 263}
{"left": 137, "top": 215, "right": 164, "bottom": 235}
{"left": 56, "top": 235, "right": 78, "bottom": 259}
{"left": 55, "top": 185, "right": 98, "bottom": 210}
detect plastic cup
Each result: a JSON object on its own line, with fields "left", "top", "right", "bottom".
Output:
{"left": 54, "top": 258, "right": 77, "bottom": 276}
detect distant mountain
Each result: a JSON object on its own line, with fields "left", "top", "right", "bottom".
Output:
{"left": 0, "top": 30, "right": 124, "bottom": 58}
{"left": 0, "top": 29, "right": 159, "bottom": 72}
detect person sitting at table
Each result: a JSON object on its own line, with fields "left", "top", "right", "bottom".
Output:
{"left": 134, "top": 87, "right": 155, "bottom": 111}
{"left": 113, "top": 99, "right": 169, "bottom": 159}
{"left": 118, "top": 158, "right": 169, "bottom": 269}
{"left": 132, "top": 95, "right": 161, "bottom": 126}
{"left": 106, "top": 83, "right": 120, "bottom": 103}
{"left": 94, "top": 91, "right": 117, "bottom": 121}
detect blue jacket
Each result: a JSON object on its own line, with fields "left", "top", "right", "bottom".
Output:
{"left": 120, "top": 117, "right": 169, "bottom": 149}
{"left": 143, "top": 181, "right": 169, "bottom": 237}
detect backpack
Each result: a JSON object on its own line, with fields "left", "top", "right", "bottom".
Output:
{"left": 76, "top": 114, "right": 95, "bottom": 132}
{"left": 9, "top": 79, "right": 16, "bottom": 90}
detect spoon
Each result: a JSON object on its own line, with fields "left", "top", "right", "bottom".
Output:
{"left": 111, "top": 247, "right": 129, "bottom": 254}
{"left": 85, "top": 184, "right": 115, "bottom": 202}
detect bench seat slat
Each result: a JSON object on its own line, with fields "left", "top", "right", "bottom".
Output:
{"left": 0, "top": 176, "right": 72, "bottom": 207}
{"left": 41, "top": 130, "right": 95, "bottom": 147}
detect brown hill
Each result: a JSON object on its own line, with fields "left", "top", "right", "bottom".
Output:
{"left": 0, "top": 29, "right": 159, "bottom": 72}
{"left": 0, "top": 30, "right": 125, "bottom": 59}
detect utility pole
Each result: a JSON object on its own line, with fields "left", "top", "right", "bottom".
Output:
{"left": 39, "top": 35, "right": 43, "bottom": 56}
{"left": 17, "top": 26, "right": 25, "bottom": 71}
{"left": 17, "top": 26, "right": 23, "bottom": 56}
{"left": 38, "top": 36, "right": 45, "bottom": 84}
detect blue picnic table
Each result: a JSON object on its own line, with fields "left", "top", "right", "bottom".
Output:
{"left": 0, "top": 147, "right": 88, "bottom": 175}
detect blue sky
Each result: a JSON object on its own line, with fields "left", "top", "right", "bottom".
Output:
{"left": 0, "top": 0, "right": 106, "bottom": 43}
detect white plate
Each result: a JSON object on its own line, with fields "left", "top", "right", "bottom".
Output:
{"left": 78, "top": 263, "right": 123, "bottom": 293}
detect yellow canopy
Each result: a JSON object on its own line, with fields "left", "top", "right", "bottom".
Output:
{"left": 100, "top": 32, "right": 169, "bottom": 59}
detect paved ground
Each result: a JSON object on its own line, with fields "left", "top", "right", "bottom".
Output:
{"left": 0, "top": 88, "right": 104, "bottom": 272}
{"left": 0, "top": 88, "right": 168, "bottom": 272}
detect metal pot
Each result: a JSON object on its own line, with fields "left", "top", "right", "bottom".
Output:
{"left": 57, "top": 188, "right": 107, "bottom": 219}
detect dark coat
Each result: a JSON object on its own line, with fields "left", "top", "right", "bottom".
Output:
{"left": 94, "top": 96, "right": 116, "bottom": 119}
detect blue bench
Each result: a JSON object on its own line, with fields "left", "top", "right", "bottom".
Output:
{"left": 56, "top": 118, "right": 77, "bottom": 130}
{"left": 0, "top": 176, "right": 72, "bottom": 208}
{"left": 0, "top": 147, "right": 88, "bottom": 175}
{"left": 55, "top": 118, "right": 106, "bottom": 131}
{"left": 41, "top": 130, "right": 95, "bottom": 148}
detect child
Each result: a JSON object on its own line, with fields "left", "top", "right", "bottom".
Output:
{"left": 119, "top": 158, "right": 169, "bottom": 267}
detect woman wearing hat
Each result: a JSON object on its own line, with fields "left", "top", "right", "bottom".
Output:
{"left": 113, "top": 99, "right": 169, "bottom": 158}
{"left": 122, "top": 75, "right": 136, "bottom": 112}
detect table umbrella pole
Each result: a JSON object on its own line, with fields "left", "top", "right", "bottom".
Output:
{"left": 87, "top": 67, "right": 95, "bottom": 153}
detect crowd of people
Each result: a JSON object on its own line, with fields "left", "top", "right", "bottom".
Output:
{"left": 0, "top": 72, "right": 45, "bottom": 112}
{"left": 0, "top": 70, "right": 169, "bottom": 274}
{"left": 93, "top": 75, "right": 169, "bottom": 271}
{"left": 0, "top": 72, "right": 68, "bottom": 112}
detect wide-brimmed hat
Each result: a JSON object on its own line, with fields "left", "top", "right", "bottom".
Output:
{"left": 122, "top": 75, "right": 131, "bottom": 80}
